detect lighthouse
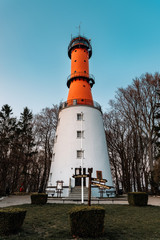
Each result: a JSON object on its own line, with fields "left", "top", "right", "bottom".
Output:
{"left": 47, "top": 35, "right": 113, "bottom": 198}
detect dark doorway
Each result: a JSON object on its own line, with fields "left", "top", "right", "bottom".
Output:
{"left": 75, "top": 168, "right": 86, "bottom": 186}
{"left": 96, "top": 170, "right": 102, "bottom": 180}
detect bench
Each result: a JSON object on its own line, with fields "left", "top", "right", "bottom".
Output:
{"left": 106, "top": 190, "right": 116, "bottom": 198}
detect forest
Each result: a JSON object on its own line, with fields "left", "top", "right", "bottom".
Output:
{"left": 0, "top": 73, "right": 160, "bottom": 195}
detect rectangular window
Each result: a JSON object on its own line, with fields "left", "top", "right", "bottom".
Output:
{"left": 77, "top": 131, "right": 84, "bottom": 138}
{"left": 77, "top": 150, "right": 84, "bottom": 159}
{"left": 77, "top": 113, "right": 83, "bottom": 120}
{"left": 52, "top": 153, "right": 55, "bottom": 162}
{"left": 75, "top": 168, "right": 81, "bottom": 175}
{"left": 49, "top": 173, "right": 52, "bottom": 182}
{"left": 54, "top": 135, "right": 58, "bottom": 143}
{"left": 57, "top": 118, "right": 60, "bottom": 126}
{"left": 96, "top": 171, "right": 102, "bottom": 180}
{"left": 73, "top": 99, "right": 77, "bottom": 105}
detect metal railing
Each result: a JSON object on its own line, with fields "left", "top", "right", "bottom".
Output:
{"left": 67, "top": 72, "right": 95, "bottom": 88}
{"left": 68, "top": 35, "right": 92, "bottom": 58}
{"left": 67, "top": 72, "right": 95, "bottom": 82}
{"left": 59, "top": 99, "right": 102, "bottom": 113}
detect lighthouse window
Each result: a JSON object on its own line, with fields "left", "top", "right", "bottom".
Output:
{"left": 77, "top": 131, "right": 84, "bottom": 138}
{"left": 74, "top": 60, "right": 77, "bottom": 62}
{"left": 77, "top": 150, "right": 84, "bottom": 159}
{"left": 49, "top": 173, "right": 52, "bottom": 182}
{"left": 75, "top": 50, "right": 77, "bottom": 52}
{"left": 74, "top": 71, "right": 76, "bottom": 73}
{"left": 96, "top": 171, "right": 102, "bottom": 180}
{"left": 77, "top": 113, "right": 83, "bottom": 120}
{"left": 52, "top": 153, "right": 55, "bottom": 162}
{"left": 84, "top": 71, "right": 86, "bottom": 73}
{"left": 84, "top": 60, "right": 86, "bottom": 62}
{"left": 57, "top": 118, "right": 60, "bottom": 126}
{"left": 54, "top": 135, "right": 58, "bottom": 143}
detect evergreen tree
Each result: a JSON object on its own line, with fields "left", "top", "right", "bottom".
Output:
{"left": 18, "top": 107, "right": 37, "bottom": 192}
{"left": 0, "top": 105, "right": 17, "bottom": 194}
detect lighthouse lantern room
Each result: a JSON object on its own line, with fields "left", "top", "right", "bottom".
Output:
{"left": 47, "top": 35, "right": 113, "bottom": 198}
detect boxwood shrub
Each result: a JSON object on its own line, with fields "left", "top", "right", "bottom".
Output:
{"left": 31, "top": 193, "right": 48, "bottom": 205}
{"left": 0, "top": 208, "right": 26, "bottom": 234}
{"left": 128, "top": 192, "right": 148, "bottom": 206}
{"left": 69, "top": 206, "right": 105, "bottom": 238}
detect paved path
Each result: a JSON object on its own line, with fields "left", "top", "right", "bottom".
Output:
{"left": 0, "top": 195, "right": 31, "bottom": 208}
{"left": 0, "top": 195, "right": 160, "bottom": 208}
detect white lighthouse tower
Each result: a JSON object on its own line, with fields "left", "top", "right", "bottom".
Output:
{"left": 47, "top": 35, "right": 113, "bottom": 198}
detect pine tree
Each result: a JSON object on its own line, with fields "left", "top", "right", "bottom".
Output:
{"left": 0, "top": 105, "right": 17, "bottom": 194}
{"left": 18, "top": 107, "right": 37, "bottom": 192}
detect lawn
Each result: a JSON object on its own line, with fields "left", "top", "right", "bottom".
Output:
{"left": 0, "top": 203, "right": 160, "bottom": 240}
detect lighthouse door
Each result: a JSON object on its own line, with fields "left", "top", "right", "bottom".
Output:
{"left": 75, "top": 168, "right": 86, "bottom": 186}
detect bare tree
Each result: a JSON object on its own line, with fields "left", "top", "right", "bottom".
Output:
{"left": 33, "top": 105, "right": 59, "bottom": 192}
{"left": 104, "top": 73, "right": 160, "bottom": 193}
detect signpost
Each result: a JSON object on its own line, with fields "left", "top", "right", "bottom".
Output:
{"left": 56, "top": 180, "right": 64, "bottom": 197}
{"left": 72, "top": 169, "right": 113, "bottom": 206}
{"left": 72, "top": 174, "right": 89, "bottom": 178}
{"left": 91, "top": 182, "right": 111, "bottom": 189}
{"left": 91, "top": 178, "right": 107, "bottom": 183}
{"left": 88, "top": 168, "right": 93, "bottom": 206}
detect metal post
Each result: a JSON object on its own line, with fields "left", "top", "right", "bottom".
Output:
{"left": 88, "top": 168, "right": 93, "bottom": 206}
{"left": 81, "top": 112, "right": 84, "bottom": 204}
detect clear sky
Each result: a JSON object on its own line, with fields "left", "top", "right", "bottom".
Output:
{"left": 0, "top": 0, "right": 160, "bottom": 117}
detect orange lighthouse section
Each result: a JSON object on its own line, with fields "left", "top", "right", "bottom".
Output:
{"left": 67, "top": 36, "right": 95, "bottom": 106}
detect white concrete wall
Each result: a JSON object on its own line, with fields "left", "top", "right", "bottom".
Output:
{"left": 48, "top": 105, "right": 113, "bottom": 197}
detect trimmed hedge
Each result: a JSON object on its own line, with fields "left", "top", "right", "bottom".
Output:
{"left": 0, "top": 208, "right": 26, "bottom": 234}
{"left": 13, "top": 192, "right": 30, "bottom": 196}
{"left": 69, "top": 206, "right": 105, "bottom": 238}
{"left": 128, "top": 192, "right": 148, "bottom": 206}
{"left": 31, "top": 193, "right": 48, "bottom": 205}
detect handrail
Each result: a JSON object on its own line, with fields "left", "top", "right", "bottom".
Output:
{"left": 67, "top": 72, "right": 95, "bottom": 82}
{"left": 68, "top": 35, "right": 92, "bottom": 59}
{"left": 59, "top": 99, "right": 102, "bottom": 113}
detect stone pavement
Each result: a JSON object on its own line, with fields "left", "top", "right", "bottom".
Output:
{"left": 0, "top": 195, "right": 160, "bottom": 208}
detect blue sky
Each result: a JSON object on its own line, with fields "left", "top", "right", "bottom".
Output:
{"left": 0, "top": 0, "right": 160, "bottom": 117}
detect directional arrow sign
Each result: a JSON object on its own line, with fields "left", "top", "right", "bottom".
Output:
{"left": 91, "top": 178, "right": 107, "bottom": 183}
{"left": 72, "top": 174, "right": 89, "bottom": 178}
{"left": 91, "top": 182, "right": 111, "bottom": 189}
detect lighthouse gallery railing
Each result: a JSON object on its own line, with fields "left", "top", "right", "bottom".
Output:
{"left": 59, "top": 99, "right": 102, "bottom": 113}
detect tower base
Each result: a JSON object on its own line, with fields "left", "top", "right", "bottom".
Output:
{"left": 47, "top": 104, "right": 114, "bottom": 198}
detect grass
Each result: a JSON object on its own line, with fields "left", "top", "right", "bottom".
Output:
{"left": 0, "top": 203, "right": 160, "bottom": 240}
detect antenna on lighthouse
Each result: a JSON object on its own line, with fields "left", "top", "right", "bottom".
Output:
{"left": 76, "top": 23, "right": 81, "bottom": 36}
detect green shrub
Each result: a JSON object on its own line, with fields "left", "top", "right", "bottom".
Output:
{"left": 0, "top": 208, "right": 26, "bottom": 234}
{"left": 69, "top": 206, "right": 105, "bottom": 238}
{"left": 128, "top": 192, "right": 148, "bottom": 206}
{"left": 31, "top": 193, "right": 48, "bottom": 205}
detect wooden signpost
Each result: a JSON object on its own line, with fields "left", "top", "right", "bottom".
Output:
{"left": 88, "top": 168, "right": 93, "bottom": 206}
{"left": 91, "top": 182, "right": 111, "bottom": 189}
{"left": 91, "top": 178, "right": 107, "bottom": 183}
{"left": 72, "top": 169, "right": 112, "bottom": 206}
{"left": 72, "top": 174, "right": 89, "bottom": 178}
